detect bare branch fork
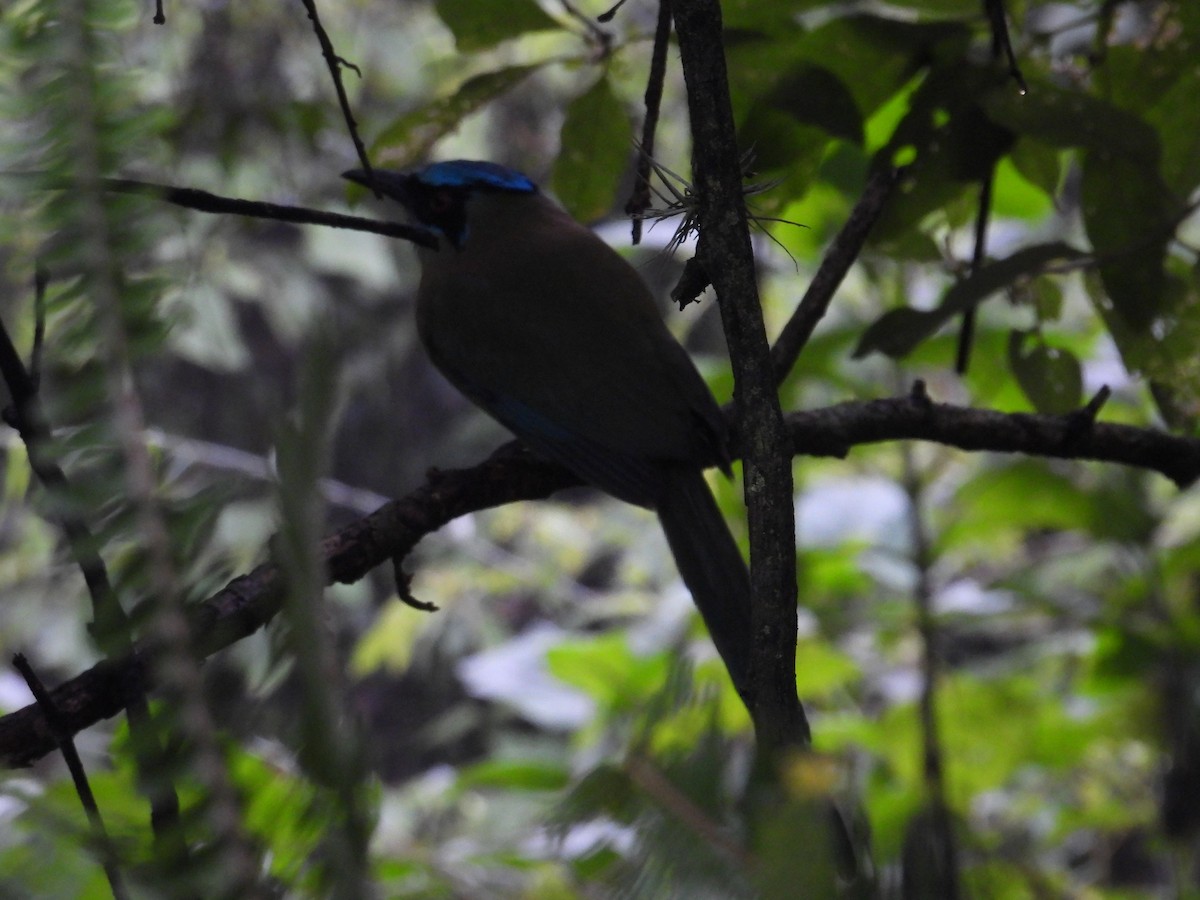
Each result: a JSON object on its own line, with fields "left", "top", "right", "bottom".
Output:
{"left": 3, "top": 377, "right": 1198, "bottom": 767}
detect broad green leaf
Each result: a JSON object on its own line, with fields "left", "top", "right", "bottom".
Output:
{"left": 1007, "top": 137, "right": 1061, "bottom": 198}
{"left": 739, "top": 64, "right": 860, "bottom": 184}
{"left": 870, "top": 63, "right": 1014, "bottom": 239}
{"left": 1081, "top": 151, "right": 1180, "bottom": 328}
{"left": 1029, "top": 275, "right": 1064, "bottom": 322}
{"left": 795, "top": 17, "right": 972, "bottom": 120}
{"left": 756, "top": 64, "right": 864, "bottom": 145}
{"left": 552, "top": 76, "right": 629, "bottom": 222}
{"left": 1100, "top": 10, "right": 1200, "bottom": 194}
{"left": 984, "top": 79, "right": 1161, "bottom": 164}
{"left": 729, "top": 16, "right": 971, "bottom": 147}
{"left": 3, "top": 441, "right": 30, "bottom": 503}
{"left": 436, "top": 0, "right": 560, "bottom": 52}
{"left": 854, "top": 242, "right": 1086, "bottom": 358}
{"left": 371, "top": 65, "right": 541, "bottom": 166}
{"left": 1084, "top": 266, "right": 1200, "bottom": 426}
{"left": 853, "top": 306, "right": 943, "bottom": 359}
{"left": 943, "top": 460, "right": 1099, "bottom": 549}
{"left": 553, "top": 764, "right": 640, "bottom": 824}
{"left": 1007, "top": 331, "right": 1083, "bottom": 414}
{"left": 547, "top": 634, "right": 666, "bottom": 709}
{"left": 1144, "top": 64, "right": 1200, "bottom": 196}
{"left": 991, "top": 155, "right": 1054, "bottom": 221}
{"left": 722, "top": 0, "right": 820, "bottom": 32}
{"left": 1090, "top": 628, "right": 1164, "bottom": 685}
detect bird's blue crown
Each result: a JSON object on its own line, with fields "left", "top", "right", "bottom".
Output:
{"left": 415, "top": 160, "right": 537, "bottom": 194}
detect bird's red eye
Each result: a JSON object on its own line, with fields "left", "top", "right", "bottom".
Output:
{"left": 428, "top": 190, "right": 454, "bottom": 214}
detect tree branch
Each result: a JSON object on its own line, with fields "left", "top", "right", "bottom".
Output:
{"left": 6, "top": 393, "right": 1193, "bottom": 767}
{"left": 771, "top": 165, "right": 902, "bottom": 385}
{"left": 671, "top": 0, "right": 808, "bottom": 751}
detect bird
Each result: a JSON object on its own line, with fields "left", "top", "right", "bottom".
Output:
{"left": 344, "top": 160, "right": 754, "bottom": 705}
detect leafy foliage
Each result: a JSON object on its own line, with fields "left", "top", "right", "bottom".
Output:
{"left": 1, "top": 0, "right": 1199, "bottom": 897}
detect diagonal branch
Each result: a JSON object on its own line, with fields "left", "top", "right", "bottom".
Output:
{"left": 5, "top": 392, "right": 1196, "bottom": 768}
{"left": 771, "top": 165, "right": 902, "bottom": 384}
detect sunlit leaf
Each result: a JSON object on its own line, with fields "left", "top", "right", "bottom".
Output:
{"left": 371, "top": 65, "right": 541, "bottom": 167}
{"left": 435, "top": 0, "right": 560, "bottom": 51}
{"left": 458, "top": 759, "right": 571, "bottom": 791}
{"left": 552, "top": 75, "right": 630, "bottom": 222}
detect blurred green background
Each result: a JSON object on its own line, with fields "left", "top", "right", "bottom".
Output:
{"left": 2, "top": 0, "right": 1200, "bottom": 896}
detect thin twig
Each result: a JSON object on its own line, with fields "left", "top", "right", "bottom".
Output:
{"left": 5, "top": 392, "right": 1200, "bottom": 767}
{"left": 295, "top": 0, "right": 374, "bottom": 186}
{"left": 770, "top": 165, "right": 901, "bottom": 384}
{"left": 31, "top": 266, "right": 46, "bottom": 390}
{"left": 626, "top": 753, "right": 753, "bottom": 867}
{"left": 559, "top": 0, "right": 612, "bottom": 51}
{"left": 597, "top": 0, "right": 630, "bottom": 22}
{"left": 984, "top": 0, "right": 1028, "bottom": 94}
{"left": 626, "top": 0, "right": 673, "bottom": 244}
{"left": 13, "top": 654, "right": 130, "bottom": 900}
{"left": 900, "top": 448, "right": 961, "bottom": 898}
{"left": 97, "top": 178, "right": 437, "bottom": 247}
{"left": 955, "top": 168, "right": 994, "bottom": 374}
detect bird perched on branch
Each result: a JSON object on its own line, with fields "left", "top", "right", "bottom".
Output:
{"left": 344, "top": 160, "right": 754, "bottom": 705}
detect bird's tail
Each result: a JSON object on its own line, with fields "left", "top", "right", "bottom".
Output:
{"left": 657, "top": 466, "right": 754, "bottom": 703}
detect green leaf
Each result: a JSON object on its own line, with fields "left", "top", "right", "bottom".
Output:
{"left": 1101, "top": 15, "right": 1200, "bottom": 195}
{"left": 552, "top": 76, "right": 629, "bottom": 222}
{"left": 1081, "top": 151, "right": 1180, "bottom": 328}
{"left": 547, "top": 634, "right": 666, "bottom": 709}
{"left": 794, "top": 639, "right": 860, "bottom": 700}
{"left": 1007, "top": 331, "right": 1083, "bottom": 414}
{"left": 759, "top": 64, "right": 864, "bottom": 145}
{"left": 1007, "top": 137, "right": 1061, "bottom": 197}
{"left": 554, "top": 764, "right": 641, "bottom": 825}
{"left": 738, "top": 64, "right": 860, "bottom": 180}
{"left": 943, "top": 460, "right": 1099, "bottom": 547}
{"left": 984, "top": 80, "right": 1161, "bottom": 164}
{"left": 722, "top": 0, "right": 822, "bottom": 32}
{"left": 371, "top": 65, "right": 541, "bottom": 167}
{"left": 1148, "top": 67, "right": 1200, "bottom": 195}
{"left": 436, "top": 0, "right": 560, "bottom": 51}
{"left": 991, "top": 155, "right": 1053, "bottom": 221}
{"left": 795, "top": 17, "right": 972, "bottom": 121}
{"left": 1028, "top": 275, "right": 1063, "bottom": 322}
{"left": 870, "top": 62, "right": 1015, "bottom": 239}
{"left": 853, "top": 306, "right": 943, "bottom": 359}
{"left": 458, "top": 759, "right": 571, "bottom": 792}
{"left": 882, "top": 0, "right": 978, "bottom": 13}
{"left": 854, "top": 242, "right": 1086, "bottom": 358}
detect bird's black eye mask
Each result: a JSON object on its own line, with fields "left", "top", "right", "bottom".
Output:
{"left": 343, "top": 161, "right": 538, "bottom": 251}
{"left": 407, "top": 184, "right": 470, "bottom": 249}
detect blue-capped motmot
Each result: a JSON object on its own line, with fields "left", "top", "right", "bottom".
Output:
{"left": 344, "top": 161, "right": 754, "bottom": 704}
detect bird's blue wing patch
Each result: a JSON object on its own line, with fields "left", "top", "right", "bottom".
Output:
{"left": 487, "top": 396, "right": 661, "bottom": 508}
{"left": 418, "top": 160, "right": 537, "bottom": 194}
{"left": 490, "top": 396, "right": 575, "bottom": 441}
